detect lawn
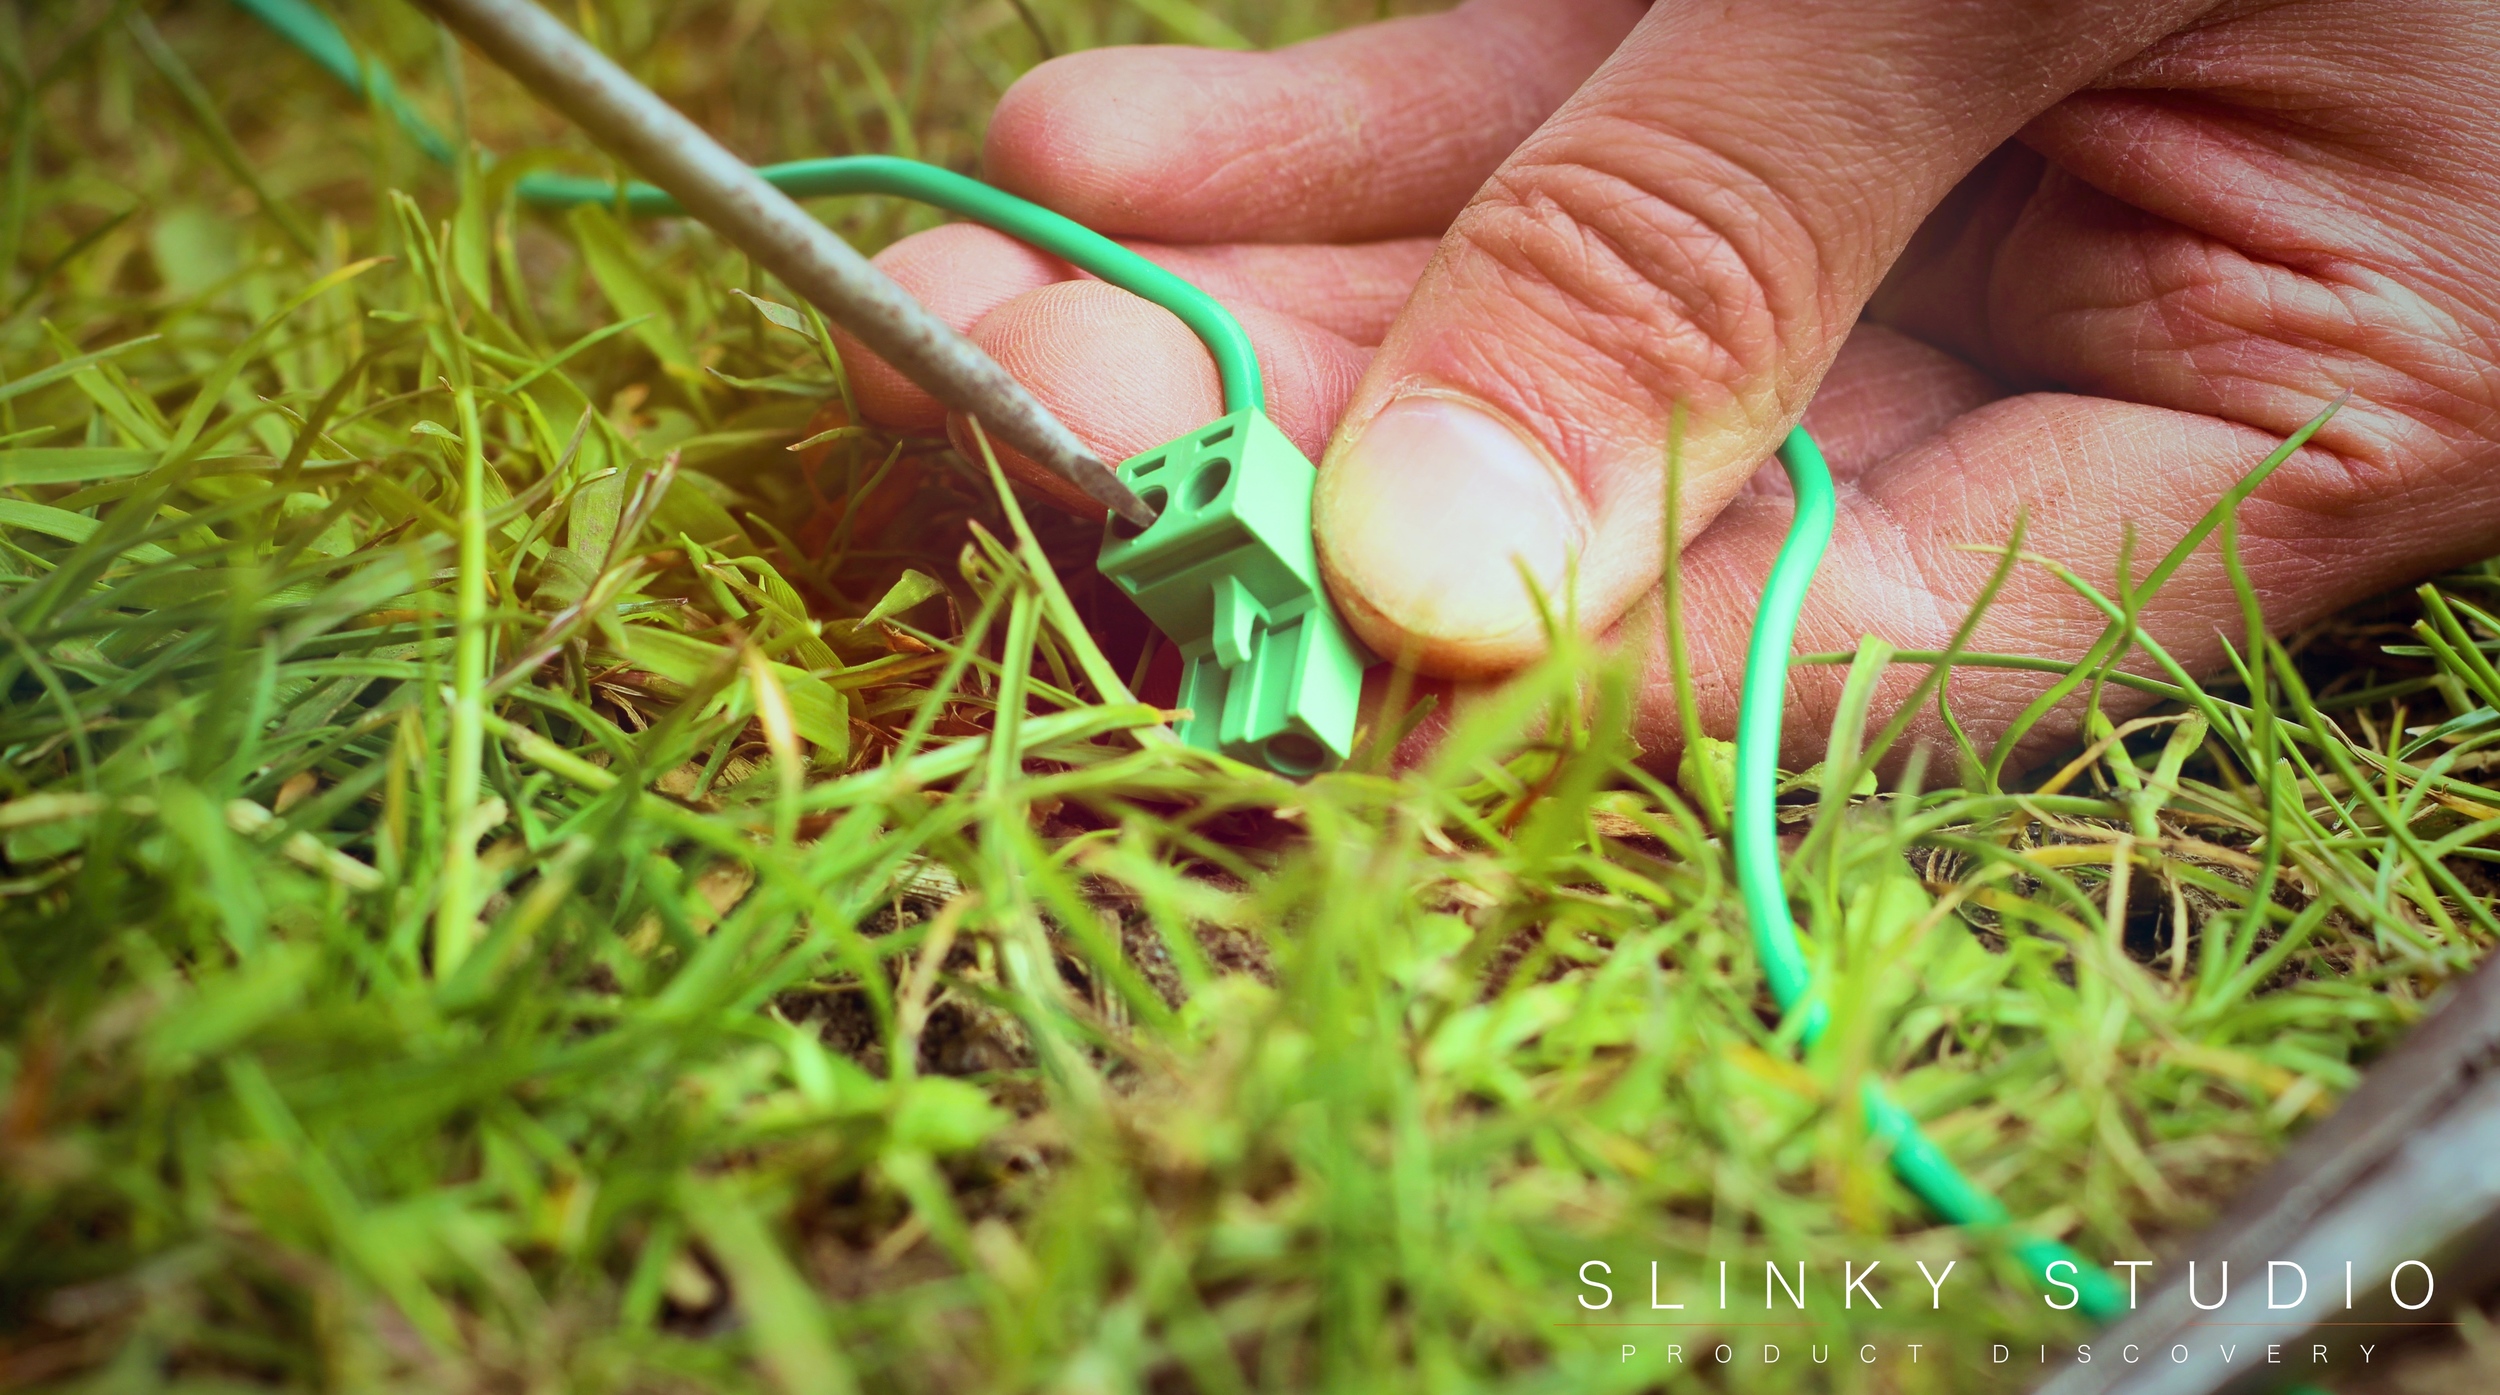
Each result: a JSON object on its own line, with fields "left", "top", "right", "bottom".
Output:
{"left": 1, "top": 2, "right": 2494, "bottom": 1391}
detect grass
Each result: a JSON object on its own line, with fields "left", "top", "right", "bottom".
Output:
{"left": 2, "top": 2, "right": 2496, "bottom": 1391}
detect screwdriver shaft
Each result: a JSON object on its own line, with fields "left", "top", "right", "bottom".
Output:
{"left": 415, "top": 0, "right": 1156, "bottom": 527}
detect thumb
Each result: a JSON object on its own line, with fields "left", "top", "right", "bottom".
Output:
{"left": 1313, "top": 0, "right": 2212, "bottom": 676}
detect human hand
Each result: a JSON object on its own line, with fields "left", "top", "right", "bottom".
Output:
{"left": 843, "top": 0, "right": 2500, "bottom": 766}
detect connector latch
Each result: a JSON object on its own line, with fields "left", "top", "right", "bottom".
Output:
{"left": 1096, "top": 410, "right": 1370, "bottom": 776}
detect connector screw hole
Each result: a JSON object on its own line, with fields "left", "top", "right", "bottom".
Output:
{"left": 1114, "top": 485, "right": 1168, "bottom": 538}
{"left": 1187, "top": 459, "right": 1231, "bottom": 510}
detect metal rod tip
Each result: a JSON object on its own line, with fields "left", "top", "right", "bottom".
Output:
{"left": 1078, "top": 459, "right": 1159, "bottom": 530}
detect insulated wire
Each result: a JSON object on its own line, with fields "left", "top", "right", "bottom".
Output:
{"left": 242, "top": 0, "right": 2135, "bottom": 1332}
{"left": 223, "top": 0, "right": 1265, "bottom": 417}
{"left": 1741, "top": 429, "right": 2127, "bottom": 1322}
{"left": 523, "top": 158, "right": 1266, "bottom": 419}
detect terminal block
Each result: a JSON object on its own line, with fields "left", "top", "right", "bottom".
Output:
{"left": 1096, "top": 409, "right": 1371, "bottom": 776}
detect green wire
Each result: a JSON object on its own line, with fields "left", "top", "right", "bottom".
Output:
{"left": 228, "top": 0, "right": 454, "bottom": 163}
{"left": 243, "top": 0, "right": 2147, "bottom": 1338}
{"left": 521, "top": 158, "right": 1264, "bottom": 417}
{"left": 223, "top": 0, "right": 1264, "bottom": 417}
{"left": 1732, "top": 429, "right": 1839, "bottom": 1040}
{"left": 1738, "top": 428, "right": 2126, "bottom": 1322}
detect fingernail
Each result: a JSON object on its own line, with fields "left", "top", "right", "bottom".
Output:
{"left": 1316, "top": 391, "right": 1586, "bottom": 664}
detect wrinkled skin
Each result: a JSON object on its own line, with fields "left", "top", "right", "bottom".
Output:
{"left": 837, "top": 0, "right": 2500, "bottom": 767}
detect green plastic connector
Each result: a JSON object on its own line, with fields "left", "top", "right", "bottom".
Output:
{"left": 1096, "top": 410, "right": 1371, "bottom": 776}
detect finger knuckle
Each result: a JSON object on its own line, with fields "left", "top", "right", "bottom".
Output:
{"left": 1450, "top": 134, "right": 1827, "bottom": 420}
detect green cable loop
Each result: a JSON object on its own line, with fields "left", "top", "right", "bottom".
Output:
{"left": 1737, "top": 428, "right": 2126, "bottom": 1323}
{"left": 224, "top": 0, "right": 1265, "bottom": 417}
{"left": 519, "top": 158, "right": 1265, "bottom": 417}
{"left": 242, "top": 0, "right": 2142, "bottom": 1334}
